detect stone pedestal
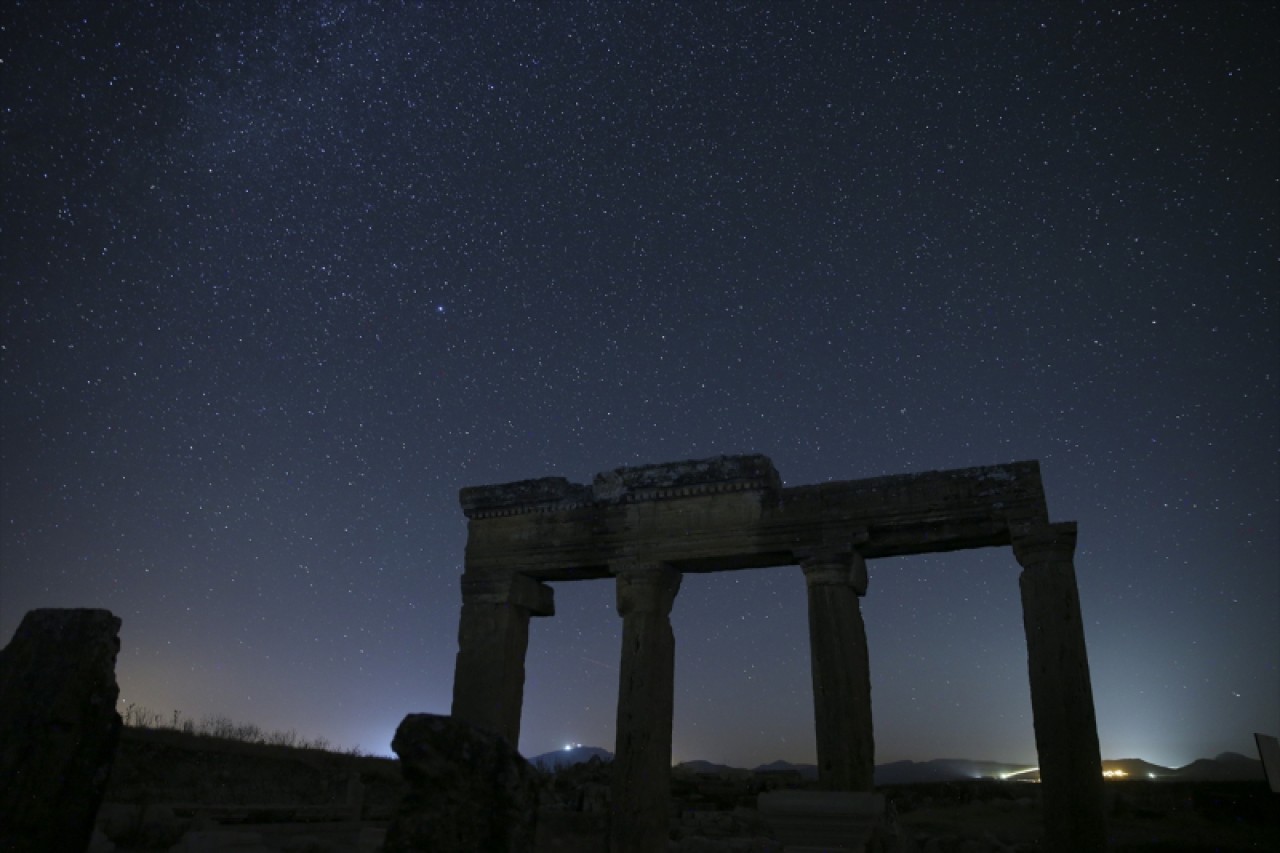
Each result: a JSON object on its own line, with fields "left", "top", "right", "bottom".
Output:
{"left": 757, "top": 790, "right": 885, "bottom": 852}
{"left": 451, "top": 572, "right": 554, "bottom": 747}
{"left": 1014, "top": 523, "right": 1106, "bottom": 853}
{"left": 803, "top": 553, "right": 874, "bottom": 791}
{"left": 610, "top": 563, "right": 681, "bottom": 853}
{"left": 0, "top": 608, "right": 123, "bottom": 853}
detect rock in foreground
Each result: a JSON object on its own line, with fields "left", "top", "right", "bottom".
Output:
{"left": 0, "top": 608, "right": 123, "bottom": 853}
{"left": 384, "top": 713, "right": 539, "bottom": 853}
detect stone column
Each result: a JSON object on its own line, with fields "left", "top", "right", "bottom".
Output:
{"left": 1014, "top": 522, "right": 1106, "bottom": 853}
{"left": 451, "top": 571, "right": 554, "bottom": 748}
{"left": 610, "top": 562, "right": 682, "bottom": 853}
{"left": 802, "top": 551, "right": 875, "bottom": 791}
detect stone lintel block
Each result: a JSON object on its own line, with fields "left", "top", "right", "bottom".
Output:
{"left": 1012, "top": 521, "right": 1078, "bottom": 569}
{"left": 385, "top": 713, "right": 539, "bottom": 852}
{"left": 460, "top": 455, "right": 781, "bottom": 520}
{"left": 809, "top": 459, "right": 1042, "bottom": 504}
{"left": 592, "top": 454, "right": 781, "bottom": 502}
{"left": 460, "top": 572, "right": 554, "bottom": 617}
{"left": 461, "top": 457, "right": 1053, "bottom": 575}
{"left": 786, "top": 459, "right": 1048, "bottom": 528}
{"left": 460, "top": 477, "right": 592, "bottom": 519}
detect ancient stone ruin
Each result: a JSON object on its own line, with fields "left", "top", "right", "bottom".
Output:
{"left": 0, "top": 608, "right": 123, "bottom": 853}
{"left": 452, "top": 455, "right": 1106, "bottom": 853}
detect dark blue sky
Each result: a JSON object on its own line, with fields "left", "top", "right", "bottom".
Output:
{"left": 2, "top": 1, "right": 1275, "bottom": 769}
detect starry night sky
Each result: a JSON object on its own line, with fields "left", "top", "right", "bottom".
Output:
{"left": 2, "top": 2, "right": 1276, "bottom": 769}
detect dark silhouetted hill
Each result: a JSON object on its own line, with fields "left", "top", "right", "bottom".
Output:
{"left": 752, "top": 760, "right": 818, "bottom": 780}
{"left": 528, "top": 745, "right": 613, "bottom": 771}
{"left": 669, "top": 752, "right": 1264, "bottom": 784}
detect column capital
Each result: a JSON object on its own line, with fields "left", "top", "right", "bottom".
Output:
{"left": 1011, "top": 522, "right": 1078, "bottom": 571}
{"left": 460, "top": 571, "right": 554, "bottom": 617}
{"left": 800, "top": 550, "right": 868, "bottom": 596}
{"left": 613, "top": 561, "right": 681, "bottom": 617}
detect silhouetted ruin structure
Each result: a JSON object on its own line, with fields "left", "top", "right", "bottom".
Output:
{"left": 452, "top": 455, "right": 1105, "bottom": 853}
{"left": 0, "top": 609, "right": 123, "bottom": 853}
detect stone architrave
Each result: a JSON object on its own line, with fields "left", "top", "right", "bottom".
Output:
{"left": 0, "top": 608, "right": 123, "bottom": 853}
{"left": 1014, "top": 522, "right": 1106, "bottom": 853}
{"left": 610, "top": 562, "right": 682, "bottom": 853}
{"left": 802, "top": 551, "right": 874, "bottom": 791}
{"left": 451, "top": 571, "right": 554, "bottom": 747}
{"left": 384, "top": 713, "right": 539, "bottom": 853}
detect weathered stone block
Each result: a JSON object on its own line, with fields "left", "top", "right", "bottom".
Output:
{"left": 384, "top": 713, "right": 539, "bottom": 853}
{"left": 757, "top": 790, "right": 885, "bottom": 852}
{"left": 460, "top": 477, "right": 592, "bottom": 518}
{"left": 0, "top": 608, "right": 123, "bottom": 853}
{"left": 592, "top": 454, "right": 781, "bottom": 502}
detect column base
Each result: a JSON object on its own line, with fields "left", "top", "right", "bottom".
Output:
{"left": 757, "top": 790, "right": 885, "bottom": 853}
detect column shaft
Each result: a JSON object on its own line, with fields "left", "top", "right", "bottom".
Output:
{"left": 610, "top": 564, "right": 681, "bottom": 853}
{"left": 450, "top": 572, "right": 553, "bottom": 747}
{"left": 803, "top": 554, "right": 875, "bottom": 791}
{"left": 1015, "top": 523, "right": 1106, "bottom": 853}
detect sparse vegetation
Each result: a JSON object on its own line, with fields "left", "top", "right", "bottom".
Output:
{"left": 118, "top": 703, "right": 361, "bottom": 756}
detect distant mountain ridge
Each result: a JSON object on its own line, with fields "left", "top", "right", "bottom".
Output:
{"left": 678, "top": 759, "right": 748, "bottom": 777}
{"left": 1104, "top": 751, "right": 1264, "bottom": 782}
{"left": 876, "top": 759, "right": 1034, "bottom": 785}
{"left": 528, "top": 745, "right": 613, "bottom": 771}
{"left": 730, "top": 754, "right": 1264, "bottom": 784}
{"left": 530, "top": 746, "right": 1264, "bottom": 784}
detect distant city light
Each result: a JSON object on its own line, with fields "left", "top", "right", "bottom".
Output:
{"left": 999, "top": 767, "right": 1038, "bottom": 781}
{"left": 1102, "top": 769, "right": 1128, "bottom": 778}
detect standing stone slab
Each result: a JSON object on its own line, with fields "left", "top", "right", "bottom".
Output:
{"left": 384, "top": 713, "right": 539, "bottom": 853}
{"left": 0, "top": 608, "right": 123, "bottom": 853}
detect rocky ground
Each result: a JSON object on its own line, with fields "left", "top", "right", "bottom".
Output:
{"left": 89, "top": 792, "right": 1280, "bottom": 853}
{"left": 91, "top": 731, "right": 1279, "bottom": 852}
